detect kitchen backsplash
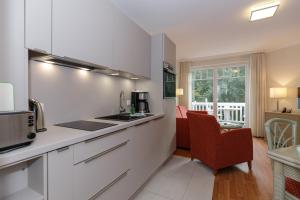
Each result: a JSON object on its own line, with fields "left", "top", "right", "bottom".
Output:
{"left": 29, "top": 60, "right": 135, "bottom": 124}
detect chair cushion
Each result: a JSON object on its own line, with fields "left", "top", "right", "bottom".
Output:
{"left": 286, "top": 177, "right": 300, "bottom": 198}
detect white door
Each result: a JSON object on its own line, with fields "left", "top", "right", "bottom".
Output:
{"left": 190, "top": 64, "right": 249, "bottom": 126}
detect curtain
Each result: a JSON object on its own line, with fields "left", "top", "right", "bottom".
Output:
{"left": 249, "top": 53, "right": 267, "bottom": 137}
{"left": 178, "top": 62, "right": 190, "bottom": 108}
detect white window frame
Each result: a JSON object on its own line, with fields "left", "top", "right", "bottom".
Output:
{"left": 188, "top": 62, "right": 250, "bottom": 127}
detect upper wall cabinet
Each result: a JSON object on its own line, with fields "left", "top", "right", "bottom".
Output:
{"left": 25, "top": 0, "right": 52, "bottom": 54}
{"left": 112, "top": 8, "right": 151, "bottom": 78}
{"left": 52, "top": 0, "right": 114, "bottom": 68}
{"left": 163, "top": 34, "right": 176, "bottom": 67}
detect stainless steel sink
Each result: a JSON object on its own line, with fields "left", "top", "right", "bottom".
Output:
{"left": 96, "top": 113, "right": 153, "bottom": 122}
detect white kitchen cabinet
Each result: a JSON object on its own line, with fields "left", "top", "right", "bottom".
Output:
{"left": 52, "top": 0, "right": 114, "bottom": 67}
{"left": 73, "top": 128, "right": 129, "bottom": 164}
{"left": 163, "top": 34, "right": 176, "bottom": 67}
{"left": 48, "top": 146, "right": 73, "bottom": 200}
{"left": 25, "top": 0, "right": 52, "bottom": 54}
{"left": 126, "top": 120, "right": 161, "bottom": 197}
{"left": 112, "top": 8, "right": 151, "bottom": 78}
{"left": 73, "top": 140, "right": 130, "bottom": 200}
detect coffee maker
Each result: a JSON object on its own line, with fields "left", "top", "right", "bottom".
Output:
{"left": 131, "top": 92, "right": 150, "bottom": 113}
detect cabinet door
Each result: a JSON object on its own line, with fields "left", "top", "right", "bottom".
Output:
{"left": 163, "top": 34, "right": 176, "bottom": 67}
{"left": 127, "top": 121, "right": 155, "bottom": 194}
{"left": 0, "top": 0, "right": 27, "bottom": 110}
{"left": 113, "top": 9, "right": 151, "bottom": 78}
{"left": 52, "top": 0, "right": 113, "bottom": 67}
{"left": 48, "top": 146, "right": 73, "bottom": 200}
{"left": 25, "top": 0, "right": 52, "bottom": 53}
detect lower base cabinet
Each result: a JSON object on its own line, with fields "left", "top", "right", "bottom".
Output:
{"left": 47, "top": 117, "right": 175, "bottom": 200}
{"left": 48, "top": 146, "right": 74, "bottom": 200}
{"left": 73, "top": 140, "right": 129, "bottom": 200}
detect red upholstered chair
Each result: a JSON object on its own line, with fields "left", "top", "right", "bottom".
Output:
{"left": 176, "top": 106, "right": 207, "bottom": 149}
{"left": 187, "top": 112, "right": 253, "bottom": 174}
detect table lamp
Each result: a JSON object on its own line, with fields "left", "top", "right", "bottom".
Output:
{"left": 270, "top": 87, "right": 287, "bottom": 112}
{"left": 176, "top": 88, "right": 184, "bottom": 96}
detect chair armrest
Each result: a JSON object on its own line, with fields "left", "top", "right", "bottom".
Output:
{"left": 221, "top": 128, "right": 253, "bottom": 146}
{"left": 217, "top": 128, "right": 253, "bottom": 163}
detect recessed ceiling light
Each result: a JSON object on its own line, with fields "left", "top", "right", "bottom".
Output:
{"left": 79, "top": 67, "right": 91, "bottom": 71}
{"left": 131, "top": 77, "right": 139, "bottom": 80}
{"left": 250, "top": 1, "right": 280, "bottom": 21}
{"left": 110, "top": 73, "right": 119, "bottom": 76}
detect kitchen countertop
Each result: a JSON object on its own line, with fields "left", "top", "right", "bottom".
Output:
{"left": 0, "top": 113, "right": 164, "bottom": 168}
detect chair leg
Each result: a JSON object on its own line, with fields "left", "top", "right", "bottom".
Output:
{"left": 247, "top": 161, "right": 252, "bottom": 170}
{"left": 191, "top": 156, "right": 194, "bottom": 161}
{"left": 213, "top": 169, "right": 218, "bottom": 175}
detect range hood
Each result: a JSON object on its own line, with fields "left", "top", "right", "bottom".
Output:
{"left": 30, "top": 51, "right": 106, "bottom": 71}
{"left": 29, "top": 51, "right": 144, "bottom": 80}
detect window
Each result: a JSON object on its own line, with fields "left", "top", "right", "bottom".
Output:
{"left": 190, "top": 64, "right": 248, "bottom": 125}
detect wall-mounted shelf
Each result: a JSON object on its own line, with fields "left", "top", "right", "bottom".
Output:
{"left": 0, "top": 155, "right": 47, "bottom": 200}
{"left": 1, "top": 187, "right": 43, "bottom": 200}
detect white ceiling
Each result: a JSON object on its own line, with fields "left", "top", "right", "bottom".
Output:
{"left": 111, "top": 0, "right": 300, "bottom": 60}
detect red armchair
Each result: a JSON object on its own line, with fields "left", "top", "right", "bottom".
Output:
{"left": 187, "top": 112, "right": 253, "bottom": 174}
{"left": 176, "top": 106, "right": 207, "bottom": 149}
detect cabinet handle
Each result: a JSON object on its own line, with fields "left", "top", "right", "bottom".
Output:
{"left": 134, "top": 121, "right": 150, "bottom": 127}
{"left": 56, "top": 146, "right": 69, "bottom": 153}
{"left": 84, "top": 140, "right": 129, "bottom": 164}
{"left": 89, "top": 169, "right": 130, "bottom": 200}
{"left": 84, "top": 128, "right": 127, "bottom": 144}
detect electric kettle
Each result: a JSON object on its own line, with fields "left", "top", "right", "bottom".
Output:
{"left": 29, "top": 99, "right": 47, "bottom": 132}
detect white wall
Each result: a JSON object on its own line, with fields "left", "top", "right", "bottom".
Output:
{"left": 266, "top": 44, "right": 300, "bottom": 112}
{"left": 29, "top": 61, "right": 135, "bottom": 124}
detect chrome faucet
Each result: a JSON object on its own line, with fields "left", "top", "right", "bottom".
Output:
{"left": 120, "top": 90, "right": 126, "bottom": 113}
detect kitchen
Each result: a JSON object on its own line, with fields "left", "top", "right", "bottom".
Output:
{"left": 0, "top": 0, "right": 176, "bottom": 200}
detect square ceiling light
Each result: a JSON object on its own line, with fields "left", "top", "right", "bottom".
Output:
{"left": 250, "top": 1, "right": 280, "bottom": 21}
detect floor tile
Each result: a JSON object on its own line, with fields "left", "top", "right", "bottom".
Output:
{"left": 182, "top": 161, "right": 214, "bottom": 200}
{"left": 134, "top": 156, "right": 215, "bottom": 200}
{"left": 134, "top": 190, "right": 172, "bottom": 200}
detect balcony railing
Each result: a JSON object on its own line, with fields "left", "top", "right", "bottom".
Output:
{"left": 191, "top": 102, "right": 246, "bottom": 124}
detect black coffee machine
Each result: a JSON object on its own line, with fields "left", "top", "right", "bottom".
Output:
{"left": 131, "top": 92, "right": 150, "bottom": 113}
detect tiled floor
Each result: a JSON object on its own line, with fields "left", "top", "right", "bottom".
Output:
{"left": 134, "top": 156, "right": 214, "bottom": 200}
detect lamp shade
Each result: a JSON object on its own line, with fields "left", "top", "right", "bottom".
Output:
{"left": 176, "top": 88, "right": 184, "bottom": 96}
{"left": 270, "top": 87, "right": 287, "bottom": 99}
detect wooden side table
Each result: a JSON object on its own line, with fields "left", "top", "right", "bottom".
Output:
{"left": 268, "top": 145, "right": 300, "bottom": 200}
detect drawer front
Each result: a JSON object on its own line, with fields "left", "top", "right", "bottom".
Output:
{"left": 74, "top": 128, "right": 128, "bottom": 164}
{"left": 93, "top": 170, "right": 132, "bottom": 200}
{"left": 73, "top": 140, "right": 130, "bottom": 200}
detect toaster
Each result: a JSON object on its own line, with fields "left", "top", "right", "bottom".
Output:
{"left": 0, "top": 111, "right": 36, "bottom": 153}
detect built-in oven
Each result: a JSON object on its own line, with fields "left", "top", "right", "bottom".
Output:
{"left": 163, "top": 62, "right": 176, "bottom": 98}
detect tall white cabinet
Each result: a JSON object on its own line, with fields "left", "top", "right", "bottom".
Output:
{"left": 0, "top": 0, "right": 27, "bottom": 110}
{"left": 25, "top": 0, "right": 52, "bottom": 54}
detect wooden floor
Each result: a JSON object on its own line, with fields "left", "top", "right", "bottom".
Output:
{"left": 174, "top": 138, "right": 273, "bottom": 200}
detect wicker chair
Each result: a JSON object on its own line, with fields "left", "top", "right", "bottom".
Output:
{"left": 265, "top": 118, "right": 300, "bottom": 200}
